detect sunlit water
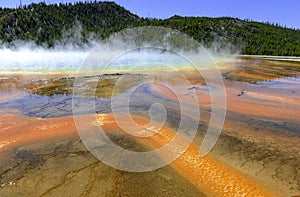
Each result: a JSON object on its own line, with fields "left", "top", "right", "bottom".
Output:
{"left": 0, "top": 48, "right": 230, "bottom": 73}
{"left": 255, "top": 76, "right": 300, "bottom": 88}
{"left": 0, "top": 83, "right": 182, "bottom": 128}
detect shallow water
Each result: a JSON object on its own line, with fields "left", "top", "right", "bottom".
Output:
{"left": 0, "top": 63, "right": 300, "bottom": 196}
{"left": 0, "top": 83, "right": 181, "bottom": 121}
{"left": 255, "top": 76, "right": 300, "bottom": 87}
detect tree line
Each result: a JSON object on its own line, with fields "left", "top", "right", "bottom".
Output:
{"left": 0, "top": 1, "right": 299, "bottom": 56}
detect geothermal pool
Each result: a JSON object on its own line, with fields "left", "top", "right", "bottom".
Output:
{"left": 0, "top": 56, "right": 300, "bottom": 196}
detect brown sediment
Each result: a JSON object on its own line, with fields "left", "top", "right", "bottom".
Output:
{"left": 227, "top": 99, "right": 300, "bottom": 122}
{"left": 224, "top": 58, "right": 300, "bottom": 82}
{"left": 229, "top": 69, "right": 280, "bottom": 81}
{"left": 0, "top": 59, "right": 299, "bottom": 196}
{"left": 0, "top": 111, "right": 273, "bottom": 196}
{"left": 152, "top": 72, "right": 300, "bottom": 123}
{"left": 0, "top": 73, "right": 74, "bottom": 101}
{"left": 0, "top": 113, "right": 78, "bottom": 153}
{"left": 96, "top": 114, "right": 273, "bottom": 196}
{"left": 151, "top": 69, "right": 300, "bottom": 196}
{"left": 151, "top": 78, "right": 300, "bottom": 150}
{"left": 0, "top": 140, "right": 205, "bottom": 196}
{"left": 0, "top": 112, "right": 206, "bottom": 196}
{"left": 152, "top": 69, "right": 206, "bottom": 86}
{"left": 30, "top": 73, "right": 149, "bottom": 97}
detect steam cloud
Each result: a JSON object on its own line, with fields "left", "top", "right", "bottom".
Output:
{"left": 0, "top": 26, "right": 238, "bottom": 73}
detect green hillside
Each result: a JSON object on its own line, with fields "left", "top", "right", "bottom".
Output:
{"left": 0, "top": 1, "right": 300, "bottom": 56}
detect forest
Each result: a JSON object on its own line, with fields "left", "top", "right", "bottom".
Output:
{"left": 0, "top": 1, "right": 300, "bottom": 56}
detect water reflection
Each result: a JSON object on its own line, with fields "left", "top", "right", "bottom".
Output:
{"left": 0, "top": 83, "right": 181, "bottom": 124}
{"left": 254, "top": 76, "right": 300, "bottom": 87}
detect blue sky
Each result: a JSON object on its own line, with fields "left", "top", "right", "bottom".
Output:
{"left": 1, "top": 0, "right": 299, "bottom": 29}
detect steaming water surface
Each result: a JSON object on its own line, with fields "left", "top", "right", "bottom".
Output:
{"left": 0, "top": 48, "right": 233, "bottom": 73}
{"left": 0, "top": 54, "right": 300, "bottom": 196}
{"left": 0, "top": 49, "right": 89, "bottom": 72}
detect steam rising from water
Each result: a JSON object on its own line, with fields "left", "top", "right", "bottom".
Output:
{"left": 0, "top": 47, "right": 234, "bottom": 73}
{"left": 0, "top": 48, "right": 90, "bottom": 73}
{"left": 0, "top": 27, "right": 237, "bottom": 73}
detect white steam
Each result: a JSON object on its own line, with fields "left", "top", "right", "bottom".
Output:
{"left": 0, "top": 48, "right": 89, "bottom": 72}
{"left": 0, "top": 26, "right": 238, "bottom": 73}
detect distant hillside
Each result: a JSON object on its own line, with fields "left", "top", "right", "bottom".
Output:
{"left": 160, "top": 16, "right": 300, "bottom": 56}
{"left": 0, "top": 1, "right": 138, "bottom": 47}
{"left": 0, "top": 1, "right": 300, "bottom": 56}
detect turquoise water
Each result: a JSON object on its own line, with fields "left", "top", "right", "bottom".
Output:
{"left": 0, "top": 48, "right": 225, "bottom": 73}
{"left": 0, "top": 49, "right": 89, "bottom": 73}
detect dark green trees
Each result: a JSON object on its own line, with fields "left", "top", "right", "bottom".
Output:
{"left": 0, "top": 1, "right": 299, "bottom": 56}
